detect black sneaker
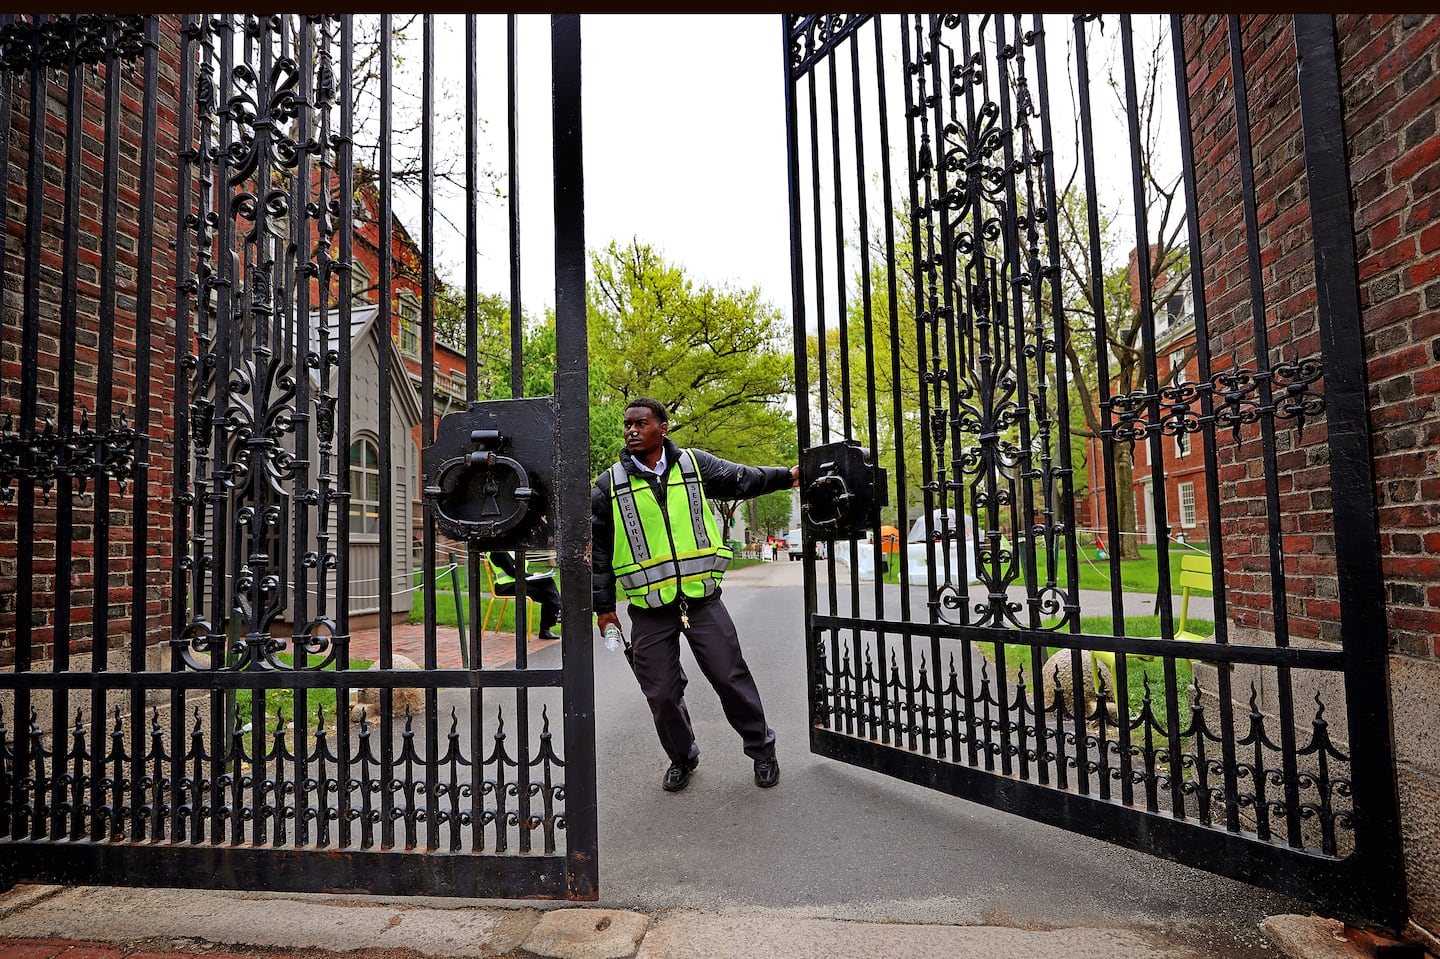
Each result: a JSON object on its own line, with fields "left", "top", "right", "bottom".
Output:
{"left": 662, "top": 756, "right": 699, "bottom": 792}
{"left": 753, "top": 754, "right": 779, "bottom": 788}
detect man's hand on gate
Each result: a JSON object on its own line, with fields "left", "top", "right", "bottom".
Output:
{"left": 790, "top": 465, "right": 800, "bottom": 488}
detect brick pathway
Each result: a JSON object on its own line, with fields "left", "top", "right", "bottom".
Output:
{"left": 347, "top": 621, "right": 560, "bottom": 670}
{"left": 0, "top": 941, "right": 294, "bottom": 959}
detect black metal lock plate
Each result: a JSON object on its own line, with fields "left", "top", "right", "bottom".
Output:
{"left": 800, "top": 440, "right": 887, "bottom": 540}
{"left": 423, "top": 397, "right": 554, "bottom": 548}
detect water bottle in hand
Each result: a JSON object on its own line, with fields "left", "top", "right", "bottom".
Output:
{"left": 603, "top": 623, "right": 624, "bottom": 652}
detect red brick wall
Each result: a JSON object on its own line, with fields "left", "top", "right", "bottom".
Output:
{"left": 1187, "top": 13, "right": 1440, "bottom": 938}
{"left": 0, "top": 17, "right": 183, "bottom": 667}
{"left": 1183, "top": 15, "right": 1341, "bottom": 643}
{"left": 1336, "top": 14, "right": 1440, "bottom": 659}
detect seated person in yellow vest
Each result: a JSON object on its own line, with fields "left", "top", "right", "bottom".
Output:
{"left": 487, "top": 551, "right": 561, "bottom": 641}
{"left": 592, "top": 397, "right": 799, "bottom": 793}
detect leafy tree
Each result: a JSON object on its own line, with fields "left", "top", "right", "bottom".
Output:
{"left": 753, "top": 489, "right": 794, "bottom": 540}
{"left": 587, "top": 240, "right": 796, "bottom": 469}
{"left": 1050, "top": 19, "right": 1189, "bottom": 561}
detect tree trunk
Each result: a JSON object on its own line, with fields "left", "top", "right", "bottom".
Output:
{"left": 1113, "top": 445, "right": 1143, "bottom": 561}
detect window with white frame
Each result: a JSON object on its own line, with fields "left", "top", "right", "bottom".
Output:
{"left": 349, "top": 437, "right": 381, "bottom": 537}
{"left": 351, "top": 258, "right": 371, "bottom": 303}
{"left": 397, "top": 291, "right": 421, "bottom": 356}
{"left": 1178, "top": 481, "right": 1197, "bottom": 528}
{"left": 1168, "top": 349, "right": 1187, "bottom": 384}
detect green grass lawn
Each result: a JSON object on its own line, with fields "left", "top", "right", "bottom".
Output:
{"left": 407, "top": 566, "right": 527, "bottom": 632}
{"left": 879, "top": 541, "right": 1210, "bottom": 595}
{"left": 881, "top": 541, "right": 1209, "bottom": 593}
{"left": 974, "top": 615, "right": 1214, "bottom": 724}
{"left": 1031, "top": 541, "right": 1209, "bottom": 594}
{"left": 233, "top": 652, "right": 375, "bottom": 733}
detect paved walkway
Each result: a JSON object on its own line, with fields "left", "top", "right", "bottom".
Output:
{"left": 347, "top": 621, "right": 559, "bottom": 670}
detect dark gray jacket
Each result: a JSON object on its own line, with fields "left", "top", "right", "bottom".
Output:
{"left": 591, "top": 437, "right": 793, "bottom": 614}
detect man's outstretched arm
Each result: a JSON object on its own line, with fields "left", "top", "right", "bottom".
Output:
{"left": 692, "top": 449, "right": 799, "bottom": 500}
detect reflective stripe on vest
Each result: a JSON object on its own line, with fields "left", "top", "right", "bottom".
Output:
{"left": 609, "top": 449, "right": 731, "bottom": 608}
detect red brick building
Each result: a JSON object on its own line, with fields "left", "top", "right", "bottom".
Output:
{"left": 1087, "top": 250, "right": 1209, "bottom": 548}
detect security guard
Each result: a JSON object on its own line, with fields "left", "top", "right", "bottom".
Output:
{"left": 592, "top": 397, "right": 798, "bottom": 792}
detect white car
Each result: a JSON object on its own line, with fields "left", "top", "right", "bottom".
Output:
{"left": 787, "top": 528, "right": 804, "bottom": 561}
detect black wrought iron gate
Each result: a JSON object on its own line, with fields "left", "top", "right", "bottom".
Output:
{"left": 786, "top": 14, "right": 1406, "bottom": 928}
{"left": 0, "top": 14, "right": 596, "bottom": 898}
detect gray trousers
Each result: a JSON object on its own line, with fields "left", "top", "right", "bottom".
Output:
{"left": 626, "top": 597, "right": 777, "bottom": 764}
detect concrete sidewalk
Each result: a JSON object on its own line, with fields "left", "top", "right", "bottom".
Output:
{"left": 0, "top": 884, "right": 1398, "bottom": 959}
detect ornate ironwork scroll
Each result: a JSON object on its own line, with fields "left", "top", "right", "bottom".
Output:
{"left": 176, "top": 14, "right": 338, "bottom": 673}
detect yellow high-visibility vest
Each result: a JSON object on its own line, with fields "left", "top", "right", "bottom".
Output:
{"left": 608, "top": 449, "right": 730, "bottom": 608}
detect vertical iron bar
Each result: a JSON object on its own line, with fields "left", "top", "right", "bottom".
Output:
{"left": 900, "top": 15, "right": 957, "bottom": 758}
{"left": 872, "top": 15, "right": 903, "bottom": 745}
{"left": 551, "top": 12, "right": 597, "bottom": 900}
{"left": 829, "top": 39, "right": 860, "bottom": 740}
{"left": 508, "top": 14, "right": 534, "bottom": 855}
{"left": 508, "top": 15, "right": 523, "bottom": 401}
{"left": 805, "top": 51, "right": 841, "bottom": 730}
{"left": 782, "top": 15, "right": 821, "bottom": 738}
{"left": 0, "top": 22, "right": 13, "bottom": 841}
{"left": 11, "top": 15, "right": 49, "bottom": 842}
{"left": 810, "top": 66, "right": 830, "bottom": 447}
{"left": 1033, "top": 13, "right": 1088, "bottom": 791}
{"left": 463, "top": 13, "right": 483, "bottom": 855}
{"left": 1120, "top": 16, "right": 1175, "bottom": 633}
{"left": 421, "top": 11, "right": 440, "bottom": 854}
{"left": 129, "top": 15, "right": 160, "bottom": 843}
{"left": 465, "top": 15, "right": 479, "bottom": 405}
{"left": 1073, "top": 16, "right": 1129, "bottom": 804}
{"left": 1169, "top": 12, "right": 1240, "bottom": 831}
{"left": 171, "top": 13, "right": 198, "bottom": 846}
{"left": 52, "top": 18, "right": 86, "bottom": 842}
{"left": 209, "top": 12, "right": 237, "bottom": 847}
{"left": 93, "top": 15, "right": 127, "bottom": 841}
{"left": 1119, "top": 15, "right": 1174, "bottom": 816}
{"left": 1226, "top": 14, "right": 1301, "bottom": 844}
{"left": 293, "top": 12, "right": 315, "bottom": 851}
{"left": 336, "top": 11, "right": 355, "bottom": 850}
{"left": 847, "top": 28, "right": 881, "bottom": 744}
{"left": 1293, "top": 11, "right": 1407, "bottom": 926}
{"left": 941, "top": 20, "right": 968, "bottom": 607}
{"left": 377, "top": 11, "right": 396, "bottom": 851}
{"left": 995, "top": 16, "right": 1049, "bottom": 783}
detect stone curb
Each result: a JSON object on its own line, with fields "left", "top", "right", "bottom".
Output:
{"left": 3, "top": 886, "right": 1374, "bottom": 959}
{"left": 1260, "top": 914, "right": 1433, "bottom": 959}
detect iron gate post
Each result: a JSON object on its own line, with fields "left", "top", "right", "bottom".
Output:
{"left": 1294, "top": 13, "right": 1408, "bottom": 933}
{"left": 551, "top": 13, "right": 598, "bottom": 902}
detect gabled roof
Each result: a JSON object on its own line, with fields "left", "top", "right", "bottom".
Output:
{"left": 306, "top": 304, "right": 425, "bottom": 428}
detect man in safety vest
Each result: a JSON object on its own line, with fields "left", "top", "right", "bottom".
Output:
{"left": 488, "top": 550, "right": 561, "bottom": 640}
{"left": 593, "top": 397, "right": 798, "bottom": 793}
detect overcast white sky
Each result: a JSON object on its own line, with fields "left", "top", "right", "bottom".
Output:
{"left": 404, "top": 14, "right": 791, "bottom": 321}
{"left": 391, "top": 14, "right": 1165, "bottom": 325}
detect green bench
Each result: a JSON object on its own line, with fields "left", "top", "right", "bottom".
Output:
{"left": 1089, "top": 552, "right": 1213, "bottom": 692}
